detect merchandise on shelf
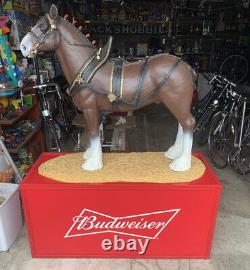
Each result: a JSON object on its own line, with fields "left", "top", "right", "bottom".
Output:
{"left": 0, "top": 164, "right": 14, "bottom": 183}
{"left": 2, "top": 120, "right": 39, "bottom": 148}
{"left": 0, "top": 16, "right": 8, "bottom": 28}
{"left": 3, "top": 10, "right": 36, "bottom": 50}
{"left": 0, "top": 35, "right": 18, "bottom": 87}
{"left": 2, "top": 0, "right": 13, "bottom": 10}
{"left": 13, "top": 0, "right": 39, "bottom": 15}
{"left": 0, "top": 21, "right": 28, "bottom": 95}
{"left": 0, "top": 149, "right": 14, "bottom": 183}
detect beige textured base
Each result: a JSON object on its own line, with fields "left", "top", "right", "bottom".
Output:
{"left": 38, "top": 152, "right": 206, "bottom": 184}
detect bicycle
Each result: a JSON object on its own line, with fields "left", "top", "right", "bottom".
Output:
{"left": 26, "top": 83, "right": 76, "bottom": 152}
{"left": 193, "top": 55, "right": 249, "bottom": 146}
{"left": 220, "top": 54, "right": 249, "bottom": 84}
{"left": 193, "top": 74, "right": 233, "bottom": 145}
{"left": 208, "top": 77, "right": 250, "bottom": 175}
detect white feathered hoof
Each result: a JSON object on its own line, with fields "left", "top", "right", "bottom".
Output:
{"left": 83, "top": 147, "right": 92, "bottom": 160}
{"left": 164, "top": 145, "right": 182, "bottom": 160}
{"left": 82, "top": 156, "right": 103, "bottom": 171}
{"left": 169, "top": 156, "right": 191, "bottom": 172}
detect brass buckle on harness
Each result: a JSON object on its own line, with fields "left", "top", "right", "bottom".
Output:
{"left": 107, "top": 93, "right": 117, "bottom": 102}
{"left": 75, "top": 76, "right": 84, "bottom": 85}
{"left": 96, "top": 48, "right": 102, "bottom": 60}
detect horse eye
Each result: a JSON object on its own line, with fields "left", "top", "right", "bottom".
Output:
{"left": 40, "top": 23, "right": 49, "bottom": 32}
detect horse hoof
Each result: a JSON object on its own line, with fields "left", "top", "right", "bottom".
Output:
{"left": 83, "top": 147, "right": 92, "bottom": 160}
{"left": 164, "top": 145, "right": 182, "bottom": 160}
{"left": 82, "top": 158, "right": 103, "bottom": 171}
{"left": 169, "top": 157, "right": 191, "bottom": 172}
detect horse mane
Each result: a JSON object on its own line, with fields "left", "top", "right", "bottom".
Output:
{"left": 57, "top": 16, "right": 95, "bottom": 49}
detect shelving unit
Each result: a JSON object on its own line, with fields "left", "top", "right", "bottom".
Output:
{"left": 81, "top": 1, "right": 249, "bottom": 73}
{"left": 0, "top": 93, "right": 45, "bottom": 162}
{"left": 13, "top": 3, "right": 39, "bottom": 17}
{"left": 7, "top": 127, "right": 40, "bottom": 154}
{"left": 0, "top": 102, "right": 37, "bottom": 125}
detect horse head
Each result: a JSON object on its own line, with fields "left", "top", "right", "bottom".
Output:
{"left": 21, "top": 5, "right": 61, "bottom": 57}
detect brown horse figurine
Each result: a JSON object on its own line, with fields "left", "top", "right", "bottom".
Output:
{"left": 21, "top": 5, "right": 196, "bottom": 172}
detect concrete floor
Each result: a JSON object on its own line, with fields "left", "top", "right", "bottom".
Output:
{"left": 0, "top": 105, "right": 250, "bottom": 270}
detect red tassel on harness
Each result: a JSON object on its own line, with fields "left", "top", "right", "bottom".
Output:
{"left": 63, "top": 14, "right": 69, "bottom": 20}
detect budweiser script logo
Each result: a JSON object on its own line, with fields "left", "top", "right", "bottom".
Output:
{"left": 65, "top": 208, "right": 181, "bottom": 239}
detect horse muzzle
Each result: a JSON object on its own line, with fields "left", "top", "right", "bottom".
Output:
{"left": 20, "top": 33, "right": 37, "bottom": 58}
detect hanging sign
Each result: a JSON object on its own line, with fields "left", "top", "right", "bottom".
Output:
{"left": 83, "top": 23, "right": 168, "bottom": 35}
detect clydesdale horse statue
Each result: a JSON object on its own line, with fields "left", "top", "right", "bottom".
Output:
{"left": 21, "top": 5, "right": 196, "bottom": 172}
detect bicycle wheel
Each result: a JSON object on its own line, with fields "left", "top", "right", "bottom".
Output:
{"left": 233, "top": 115, "right": 250, "bottom": 175}
{"left": 194, "top": 125, "right": 209, "bottom": 146}
{"left": 208, "top": 112, "right": 237, "bottom": 169}
{"left": 219, "top": 55, "right": 248, "bottom": 84}
{"left": 43, "top": 120, "right": 61, "bottom": 152}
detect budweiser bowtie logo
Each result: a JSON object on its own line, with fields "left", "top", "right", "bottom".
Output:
{"left": 65, "top": 208, "right": 180, "bottom": 239}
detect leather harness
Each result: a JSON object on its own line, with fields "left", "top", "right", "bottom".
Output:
{"left": 111, "top": 58, "right": 124, "bottom": 100}
{"left": 68, "top": 56, "right": 182, "bottom": 108}
{"left": 66, "top": 36, "right": 113, "bottom": 96}
{"left": 66, "top": 36, "right": 182, "bottom": 108}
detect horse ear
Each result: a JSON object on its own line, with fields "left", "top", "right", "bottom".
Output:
{"left": 50, "top": 4, "right": 58, "bottom": 20}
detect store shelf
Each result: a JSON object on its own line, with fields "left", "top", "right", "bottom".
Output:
{"left": 13, "top": 4, "right": 38, "bottom": 17}
{"left": 0, "top": 90, "right": 16, "bottom": 97}
{"left": 176, "top": 16, "right": 215, "bottom": 22}
{"left": 0, "top": 102, "right": 37, "bottom": 125}
{"left": 82, "top": 20, "right": 169, "bottom": 25}
{"left": 7, "top": 127, "right": 41, "bottom": 154}
{"left": 181, "top": 52, "right": 210, "bottom": 55}
{"left": 176, "top": 34, "right": 213, "bottom": 38}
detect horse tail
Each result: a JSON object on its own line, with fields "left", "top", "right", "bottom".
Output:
{"left": 186, "top": 64, "right": 197, "bottom": 83}
{"left": 191, "top": 68, "right": 197, "bottom": 82}
{"left": 185, "top": 63, "right": 197, "bottom": 94}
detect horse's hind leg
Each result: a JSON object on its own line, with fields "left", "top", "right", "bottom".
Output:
{"left": 164, "top": 123, "right": 183, "bottom": 160}
{"left": 159, "top": 88, "right": 195, "bottom": 171}
{"left": 169, "top": 116, "right": 194, "bottom": 171}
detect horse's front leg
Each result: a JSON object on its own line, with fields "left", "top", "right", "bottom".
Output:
{"left": 73, "top": 90, "right": 103, "bottom": 171}
{"left": 82, "top": 103, "right": 103, "bottom": 171}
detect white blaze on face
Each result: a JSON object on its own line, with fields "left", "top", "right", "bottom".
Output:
{"left": 20, "top": 33, "right": 37, "bottom": 57}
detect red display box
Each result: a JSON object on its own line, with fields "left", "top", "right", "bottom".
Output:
{"left": 20, "top": 153, "right": 221, "bottom": 258}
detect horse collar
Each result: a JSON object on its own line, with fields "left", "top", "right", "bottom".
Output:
{"left": 67, "top": 36, "right": 113, "bottom": 96}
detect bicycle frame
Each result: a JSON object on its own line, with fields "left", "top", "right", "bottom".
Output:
{"left": 25, "top": 83, "right": 67, "bottom": 151}
{"left": 194, "top": 75, "right": 236, "bottom": 133}
{"left": 238, "top": 99, "right": 247, "bottom": 148}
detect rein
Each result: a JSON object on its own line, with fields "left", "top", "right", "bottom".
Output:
{"left": 61, "top": 34, "right": 94, "bottom": 48}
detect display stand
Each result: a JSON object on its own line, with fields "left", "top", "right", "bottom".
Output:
{"left": 21, "top": 152, "right": 221, "bottom": 258}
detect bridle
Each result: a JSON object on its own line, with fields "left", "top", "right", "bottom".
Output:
{"left": 27, "top": 14, "right": 58, "bottom": 57}
{"left": 27, "top": 14, "right": 95, "bottom": 57}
